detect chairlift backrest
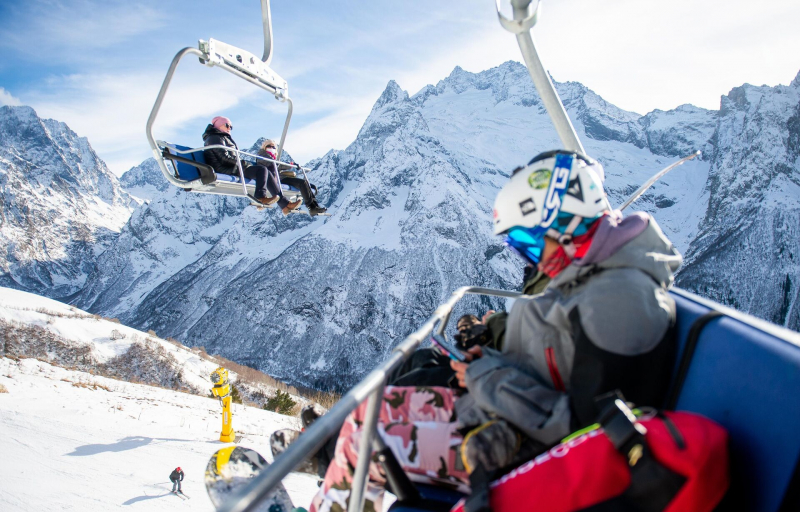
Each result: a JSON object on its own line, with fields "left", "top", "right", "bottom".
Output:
{"left": 164, "top": 143, "right": 208, "bottom": 182}
{"left": 667, "top": 290, "right": 800, "bottom": 511}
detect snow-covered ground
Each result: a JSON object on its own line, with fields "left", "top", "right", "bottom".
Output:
{"left": 0, "top": 357, "right": 320, "bottom": 511}
{"left": 0, "top": 287, "right": 220, "bottom": 391}
{"left": 0, "top": 287, "right": 329, "bottom": 510}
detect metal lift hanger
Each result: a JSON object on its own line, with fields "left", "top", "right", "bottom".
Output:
{"left": 495, "top": 0, "right": 697, "bottom": 211}
{"left": 144, "top": 0, "right": 313, "bottom": 208}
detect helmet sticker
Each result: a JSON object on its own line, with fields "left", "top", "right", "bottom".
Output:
{"left": 541, "top": 153, "right": 574, "bottom": 228}
{"left": 566, "top": 176, "right": 583, "bottom": 201}
{"left": 527, "top": 169, "right": 551, "bottom": 189}
{"left": 519, "top": 198, "right": 537, "bottom": 216}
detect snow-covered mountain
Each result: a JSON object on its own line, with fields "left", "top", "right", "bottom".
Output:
{"left": 76, "top": 62, "right": 724, "bottom": 390}
{"left": 119, "top": 157, "right": 169, "bottom": 202}
{"left": 0, "top": 106, "right": 134, "bottom": 297}
{"left": 4, "top": 62, "right": 799, "bottom": 390}
{"left": 675, "top": 75, "right": 800, "bottom": 329}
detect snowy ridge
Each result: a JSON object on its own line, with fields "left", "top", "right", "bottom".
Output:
{"left": 119, "top": 157, "right": 169, "bottom": 202}
{"left": 0, "top": 286, "right": 308, "bottom": 406}
{"left": 0, "top": 105, "right": 134, "bottom": 298}
{"left": 4, "top": 62, "right": 799, "bottom": 389}
{"left": 676, "top": 74, "right": 800, "bottom": 328}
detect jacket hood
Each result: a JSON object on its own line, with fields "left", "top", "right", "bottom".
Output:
{"left": 551, "top": 212, "right": 682, "bottom": 289}
{"left": 202, "top": 124, "right": 228, "bottom": 140}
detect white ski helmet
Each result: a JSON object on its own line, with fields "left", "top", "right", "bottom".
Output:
{"left": 493, "top": 150, "right": 609, "bottom": 265}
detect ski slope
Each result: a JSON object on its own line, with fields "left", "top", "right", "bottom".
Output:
{"left": 0, "top": 357, "right": 321, "bottom": 511}
{"left": 0, "top": 287, "right": 326, "bottom": 510}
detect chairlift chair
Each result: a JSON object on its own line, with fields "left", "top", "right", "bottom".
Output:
{"left": 144, "top": 0, "right": 313, "bottom": 209}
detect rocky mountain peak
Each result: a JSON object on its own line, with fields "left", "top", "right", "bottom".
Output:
{"left": 791, "top": 70, "right": 800, "bottom": 88}
{"left": 0, "top": 105, "right": 134, "bottom": 298}
{"left": 373, "top": 80, "right": 409, "bottom": 110}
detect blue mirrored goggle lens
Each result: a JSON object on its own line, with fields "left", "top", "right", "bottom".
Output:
{"left": 505, "top": 227, "right": 546, "bottom": 265}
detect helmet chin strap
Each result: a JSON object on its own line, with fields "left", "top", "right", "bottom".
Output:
{"left": 546, "top": 214, "right": 584, "bottom": 258}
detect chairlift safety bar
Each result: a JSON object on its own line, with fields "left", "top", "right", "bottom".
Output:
{"left": 218, "top": 286, "right": 528, "bottom": 512}
{"left": 158, "top": 143, "right": 316, "bottom": 175}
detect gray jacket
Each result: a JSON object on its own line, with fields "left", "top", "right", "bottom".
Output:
{"left": 456, "top": 213, "right": 682, "bottom": 446}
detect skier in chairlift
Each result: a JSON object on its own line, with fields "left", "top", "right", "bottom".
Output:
{"left": 258, "top": 139, "right": 328, "bottom": 216}
{"left": 202, "top": 116, "right": 301, "bottom": 213}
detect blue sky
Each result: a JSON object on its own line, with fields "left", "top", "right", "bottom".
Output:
{"left": 1, "top": 0, "right": 798, "bottom": 176}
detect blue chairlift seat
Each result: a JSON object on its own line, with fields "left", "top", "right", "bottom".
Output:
{"left": 387, "top": 289, "right": 800, "bottom": 512}
{"left": 163, "top": 143, "right": 300, "bottom": 193}
{"left": 667, "top": 291, "right": 800, "bottom": 512}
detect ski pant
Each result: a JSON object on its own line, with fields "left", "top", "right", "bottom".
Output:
{"left": 309, "top": 386, "right": 469, "bottom": 512}
{"left": 388, "top": 347, "right": 458, "bottom": 388}
{"left": 280, "top": 176, "right": 317, "bottom": 208}
{"left": 171, "top": 478, "right": 182, "bottom": 492}
{"left": 242, "top": 164, "right": 273, "bottom": 201}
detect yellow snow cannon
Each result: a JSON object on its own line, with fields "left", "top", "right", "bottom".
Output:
{"left": 210, "top": 367, "right": 235, "bottom": 443}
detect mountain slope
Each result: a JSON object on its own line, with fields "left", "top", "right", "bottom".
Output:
{"left": 0, "top": 356, "right": 319, "bottom": 511}
{"left": 75, "top": 62, "right": 724, "bottom": 389}
{"left": 676, "top": 73, "right": 800, "bottom": 329}
{"left": 0, "top": 106, "right": 134, "bottom": 297}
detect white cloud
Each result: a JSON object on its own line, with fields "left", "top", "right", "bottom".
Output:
{"left": 0, "top": 1, "right": 166, "bottom": 60}
{"left": 287, "top": 98, "right": 377, "bottom": 164}
{"left": 536, "top": 0, "right": 800, "bottom": 114}
{"left": 27, "top": 67, "right": 261, "bottom": 175}
{"left": 0, "top": 87, "right": 22, "bottom": 107}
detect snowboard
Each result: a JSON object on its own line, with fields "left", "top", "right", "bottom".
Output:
{"left": 270, "top": 428, "right": 319, "bottom": 476}
{"left": 205, "top": 446, "right": 294, "bottom": 511}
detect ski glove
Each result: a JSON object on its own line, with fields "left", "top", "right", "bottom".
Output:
{"left": 461, "top": 419, "right": 520, "bottom": 474}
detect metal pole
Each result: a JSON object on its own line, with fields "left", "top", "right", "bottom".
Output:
{"left": 145, "top": 47, "right": 206, "bottom": 187}
{"left": 275, "top": 97, "right": 293, "bottom": 162}
{"left": 349, "top": 385, "right": 384, "bottom": 511}
{"left": 260, "top": 0, "right": 274, "bottom": 65}
{"left": 498, "top": 0, "right": 585, "bottom": 154}
{"left": 233, "top": 148, "right": 250, "bottom": 198}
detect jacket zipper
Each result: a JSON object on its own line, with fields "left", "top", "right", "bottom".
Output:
{"left": 545, "top": 347, "right": 566, "bottom": 392}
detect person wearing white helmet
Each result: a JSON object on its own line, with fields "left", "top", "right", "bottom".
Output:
{"left": 309, "top": 150, "right": 682, "bottom": 512}
{"left": 451, "top": 149, "right": 682, "bottom": 475}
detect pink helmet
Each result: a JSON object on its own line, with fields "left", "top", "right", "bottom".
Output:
{"left": 211, "top": 116, "right": 231, "bottom": 130}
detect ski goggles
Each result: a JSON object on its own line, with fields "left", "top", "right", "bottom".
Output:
{"left": 504, "top": 225, "right": 548, "bottom": 266}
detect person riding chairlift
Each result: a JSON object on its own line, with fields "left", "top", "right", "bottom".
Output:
{"left": 309, "top": 150, "right": 682, "bottom": 512}
{"left": 202, "top": 116, "right": 301, "bottom": 214}
{"left": 258, "top": 139, "right": 327, "bottom": 216}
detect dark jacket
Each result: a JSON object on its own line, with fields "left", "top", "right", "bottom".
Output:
{"left": 170, "top": 469, "right": 184, "bottom": 481}
{"left": 202, "top": 124, "right": 248, "bottom": 175}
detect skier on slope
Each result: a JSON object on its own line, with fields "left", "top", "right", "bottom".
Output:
{"left": 169, "top": 467, "right": 184, "bottom": 494}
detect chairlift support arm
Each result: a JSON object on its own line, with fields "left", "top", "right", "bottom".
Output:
{"left": 261, "top": 0, "right": 274, "bottom": 65}
{"left": 495, "top": 0, "right": 585, "bottom": 154}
